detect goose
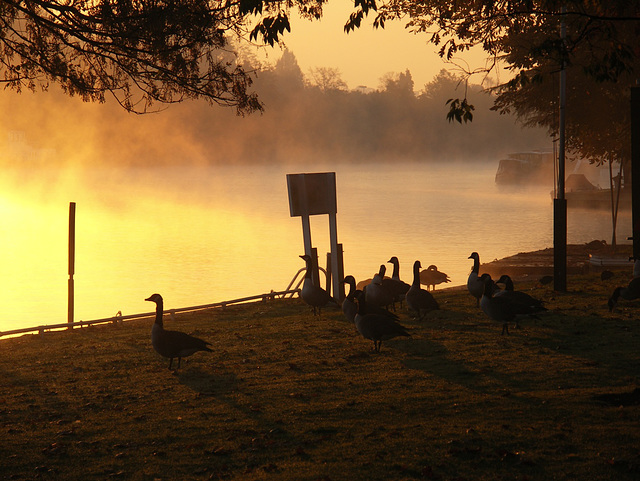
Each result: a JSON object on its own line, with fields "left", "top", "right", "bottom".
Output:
{"left": 353, "top": 289, "right": 410, "bottom": 352}
{"left": 365, "top": 264, "right": 396, "bottom": 310}
{"left": 357, "top": 286, "right": 400, "bottom": 321}
{"left": 467, "top": 252, "right": 485, "bottom": 306}
{"left": 608, "top": 276, "right": 640, "bottom": 312}
{"left": 405, "top": 260, "right": 439, "bottom": 320}
{"left": 341, "top": 275, "right": 359, "bottom": 323}
{"left": 299, "top": 254, "right": 338, "bottom": 315}
{"left": 538, "top": 275, "right": 554, "bottom": 286}
{"left": 145, "top": 293, "right": 212, "bottom": 369}
{"left": 419, "top": 264, "right": 451, "bottom": 291}
{"left": 494, "top": 274, "right": 547, "bottom": 327}
{"left": 386, "top": 256, "right": 411, "bottom": 305}
{"left": 495, "top": 275, "right": 545, "bottom": 307}
{"left": 479, "top": 275, "right": 520, "bottom": 335}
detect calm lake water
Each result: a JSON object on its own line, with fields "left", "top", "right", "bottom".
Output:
{"left": 1, "top": 160, "right": 631, "bottom": 333}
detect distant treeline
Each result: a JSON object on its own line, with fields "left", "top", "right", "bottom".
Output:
{"left": 171, "top": 53, "right": 550, "bottom": 165}
{"left": 0, "top": 52, "right": 549, "bottom": 167}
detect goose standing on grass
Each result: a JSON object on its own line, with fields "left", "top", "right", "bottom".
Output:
{"left": 495, "top": 274, "right": 546, "bottom": 310}
{"left": 494, "top": 274, "right": 547, "bottom": 327}
{"left": 299, "top": 254, "right": 338, "bottom": 315}
{"left": 479, "top": 275, "right": 518, "bottom": 335}
{"left": 467, "top": 252, "right": 487, "bottom": 306}
{"left": 420, "top": 264, "right": 451, "bottom": 291}
{"left": 365, "top": 264, "right": 396, "bottom": 310}
{"left": 608, "top": 276, "right": 640, "bottom": 312}
{"left": 406, "top": 260, "right": 439, "bottom": 320}
{"left": 357, "top": 287, "right": 400, "bottom": 321}
{"left": 341, "top": 275, "right": 359, "bottom": 323}
{"left": 386, "top": 256, "right": 411, "bottom": 306}
{"left": 145, "top": 293, "right": 212, "bottom": 370}
{"left": 353, "top": 290, "right": 410, "bottom": 352}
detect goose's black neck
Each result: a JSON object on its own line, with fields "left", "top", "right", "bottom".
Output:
{"left": 154, "top": 300, "right": 164, "bottom": 327}
{"left": 412, "top": 261, "right": 421, "bottom": 287}
{"left": 345, "top": 278, "right": 355, "bottom": 300}
{"left": 356, "top": 291, "right": 367, "bottom": 315}
{"left": 390, "top": 259, "right": 400, "bottom": 279}
{"left": 472, "top": 255, "right": 480, "bottom": 274}
{"left": 303, "top": 257, "right": 313, "bottom": 279}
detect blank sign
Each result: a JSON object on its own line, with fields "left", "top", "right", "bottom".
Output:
{"left": 286, "top": 172, "right": 337, "bottom": 217}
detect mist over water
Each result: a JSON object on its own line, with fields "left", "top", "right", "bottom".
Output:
{"left": 1, "top": 159, "right": 630, "bottom": 333}
{"left": 0, "top": 79, "right": 626, "bottom": 333}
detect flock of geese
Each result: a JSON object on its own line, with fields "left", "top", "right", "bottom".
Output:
{"left": 144, "top": 251, "right": 640, "bottom": 368}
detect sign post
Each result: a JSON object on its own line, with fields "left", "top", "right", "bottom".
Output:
{"left": 287, "top": 172, "right": 344, "bottom": 300}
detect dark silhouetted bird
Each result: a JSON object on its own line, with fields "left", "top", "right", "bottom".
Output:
{"left": 600, "top": 270, "right": 615, "bottom": 281}
{"left": 353, "top": 289, "right": 410, "bottom": 352}
{"left": 467, "top": 252, "right": 485, "bottom": 306}
{"left": 145, "top": 293, "right": 212, "bottom": 369}
{"left": 406, "top": 260, "right": 439, "bottom": 320}
{"left": 386, "top": 256, "right": 411, "bottom": 306}
{"left": 365, "top": 264, "right": 395, "bottom": 310}
{"left": 479, "top": 275, "right": 519, "bottom": 335}
{"left": 538, "top": 275, "right": 554, "bottom": 286}
{"left": 341, "top": 275, "right": 359, "bottom": 323}
{"left": 299, "top": 254, "right": 338, "bottom": 315}
{"left": 608, "top": 276, "right": 640, "bottom": 312}
{"left": 494, "top": 274, "right": 547, "bottom": 327}
{"left": 419, "top": 264, "right": 451, "bottom": 291}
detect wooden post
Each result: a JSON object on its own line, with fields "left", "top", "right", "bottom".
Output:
{"left": 336, "top": 243, "right": 345, "bottom": 301}
{"left": 68, "top": 202, "right": 76, "bottom": 328}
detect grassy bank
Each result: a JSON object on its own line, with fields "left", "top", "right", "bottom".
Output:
{"left": 1, "top": 273, "right": 639, "bottom": 481}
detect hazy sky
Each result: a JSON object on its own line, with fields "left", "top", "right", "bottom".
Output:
{"left": 277, "top": 1, "right": 491, "bottom": 90}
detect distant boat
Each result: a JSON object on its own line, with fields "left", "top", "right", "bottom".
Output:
{"left": 495, "top": 151, "right": 554, "bottom": 185}
{"left": 554, "top": 173, "right": 630, "bottom": 210}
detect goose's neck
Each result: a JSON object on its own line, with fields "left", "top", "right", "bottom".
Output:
{"left": 472, "top": 256, "right": 480, "bottom": 274}
{"left": 391, "top": 260, "right": 400, "bottom": 280}
{"left": 304, "top": 258, "right": 313, "bottom": 279}
{"left": 412, "top": 263, "right": 421, "bottom": 287}
{"left": 154, "top": 301, "right": 164, "bottom": 327}
{"left": 346, "top": 281, "right": 355, "bottom": 300}
{"left": 356, "top": 295, "right": 367, "bottom": 314}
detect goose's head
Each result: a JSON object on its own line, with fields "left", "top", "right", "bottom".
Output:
{"left": 341, "top": 275, "right": 356, "bottom": 286}
{"left": 480, "top": 274, "right": 496, "bottom": 294}
{"left": 496, "top": 275, "right": 510, "bottom": 285}
{"left": 468, "top": 252, "right": 479, "bottom": 260}
{"left": 413, "top": 260, "right": 422, "bottom": 270}
{"left": 145, "top": 293, "right": 163, "bottom": 304}
{"left": 387, "top": 256, "right": 399, "bottom": 265}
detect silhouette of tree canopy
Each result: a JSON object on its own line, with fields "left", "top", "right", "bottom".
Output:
{"left": 0, "top": 0, "right": 288, "bottom": 114}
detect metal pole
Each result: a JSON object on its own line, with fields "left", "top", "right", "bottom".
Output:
{"left": 554, "top": 6, "right": 567, "bottom": 292}
{"left": 68, "top": 202, "right": 76, "bottom": 328}
{"left": 632, "top": 86, "right": 640, "bottom": 260}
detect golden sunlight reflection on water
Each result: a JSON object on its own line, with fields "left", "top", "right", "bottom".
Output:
{"left": 1, "top": 161, "right": 632, "bottom": 333}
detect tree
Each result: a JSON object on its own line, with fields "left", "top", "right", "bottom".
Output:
{"left": 0, "top": 0, "right": 290, "bottom": 114}
{"left": 350, "top": 1, "right": 640, "bottom": 126}
{"left": 308, "top": 67, "right": 348, "bottom": 92}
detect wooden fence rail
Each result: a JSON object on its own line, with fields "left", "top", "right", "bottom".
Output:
{"left": 0, "top": 289, "right": 300, "bottom": 339}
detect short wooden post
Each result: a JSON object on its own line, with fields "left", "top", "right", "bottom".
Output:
{"left": 68, "top": 202, "right": 76, "bottom": 329}
{"left": 325, "top": 252, "right": 332, "bottom": 293}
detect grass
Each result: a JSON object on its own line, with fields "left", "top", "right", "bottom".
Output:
{"left": 1, "top": 272, "right": 640, "bottom": 481}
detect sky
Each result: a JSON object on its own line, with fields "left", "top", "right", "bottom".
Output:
{"left": 269, "top": 1, "right": 492, "bottom": 90}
